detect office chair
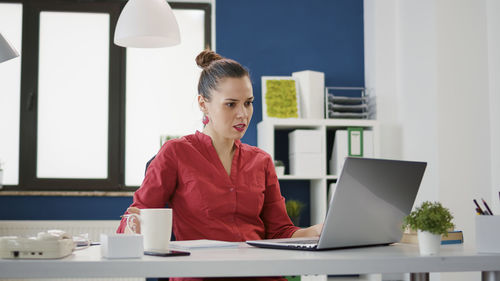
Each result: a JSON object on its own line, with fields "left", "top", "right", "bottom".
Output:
{"left": 145, "top": 155, "right": 156, "bottom": 175}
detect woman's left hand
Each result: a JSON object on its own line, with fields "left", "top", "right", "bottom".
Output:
{"left": 291, "top": 223, "right": 324, "bottom": 238}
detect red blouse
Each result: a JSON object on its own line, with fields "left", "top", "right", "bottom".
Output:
{"left": 117, "top": 131, "right": 298, "bottom": 280}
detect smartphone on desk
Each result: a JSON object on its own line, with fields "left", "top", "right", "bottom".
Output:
{"left": 144, "top": 250, "right": 190, "bottom": 257}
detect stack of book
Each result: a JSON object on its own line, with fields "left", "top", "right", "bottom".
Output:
{"left": 400, "top": 230, "right": 464, "bottom": 245}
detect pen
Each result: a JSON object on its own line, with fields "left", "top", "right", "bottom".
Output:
{"left": 474, "top": 199, "right": 485, "bottom": 215}
{"left": 476, "top": 207, "right": 483, "bottom": 215}
{"left": 482, "top": 198, "right": 494, "bottom": 215}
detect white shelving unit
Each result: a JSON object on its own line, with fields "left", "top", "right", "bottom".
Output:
{"left": 257, "top": 118, "right": 380, "bottom": 225}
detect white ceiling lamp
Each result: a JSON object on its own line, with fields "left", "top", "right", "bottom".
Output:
{"left": 114, "top": 0, "right": 181, "bottom": 48}
{"left": 0, "top": 32, "right": 19, "bottom": 63}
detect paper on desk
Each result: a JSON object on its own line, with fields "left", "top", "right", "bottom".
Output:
{"left": 169, "top": 239, "right": 239, "bottom": 250}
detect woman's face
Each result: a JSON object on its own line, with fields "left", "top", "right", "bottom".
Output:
{"left": 200, "top": 76, "right": 254, "bottom": 141}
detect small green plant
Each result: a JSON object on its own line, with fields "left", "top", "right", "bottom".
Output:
{"left": 274, "top": 160, "right": 284, "bottom": 167}
{"left": 402, "top": 201, "right": 454, "bottom": 236}
{"left": 286, "top": 200, "right": 304, "bottom": 225}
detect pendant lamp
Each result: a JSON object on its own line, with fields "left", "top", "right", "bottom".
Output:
{"left": 114, "top": 0, "right": 181, "bottom": 48}
{"left": 0, "top": 32, "right": 19, "bottom": 63}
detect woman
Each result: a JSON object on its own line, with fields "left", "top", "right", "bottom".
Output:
{"left": 117, "top": 50, "right": 322, "bottom": 280}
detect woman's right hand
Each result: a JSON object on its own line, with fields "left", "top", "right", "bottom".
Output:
{"left": 124, "top": 207, "right": 141, "bottom": 234}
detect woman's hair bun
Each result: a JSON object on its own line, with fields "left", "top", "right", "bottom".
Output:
{"left": 195, "top": 49, "right": 224, "bottom": 69}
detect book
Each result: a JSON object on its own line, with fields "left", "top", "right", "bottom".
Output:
{"left": 400, "top": 230, "right": 463, "bottom": 245}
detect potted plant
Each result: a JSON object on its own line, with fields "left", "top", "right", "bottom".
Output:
{"left": 402, "top": 201, "right": 454, "bottom": 255}
{"left": 274, "top": 160, "right": 285, "bottom": 176}
{"left": 286, "top": 199, "right": 304, "bottom": 226}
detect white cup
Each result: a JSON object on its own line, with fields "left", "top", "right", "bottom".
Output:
{"left": 126, "top": 208, "right": 172, "bottom": 252}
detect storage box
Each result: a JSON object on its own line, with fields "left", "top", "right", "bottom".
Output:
{"left": 475, "top": 215, "right": 500, "bottom": 253}
{"left": 289, "top": 153, "right": 323, "bottom": 176}
{"left": 329, "top": 129, "right": 374, "bottom": 176}
{"left": 289, "top": 130, "right": 323, "bottom": 155}
{"left": 292, "top": 70, "right": 325, "bottom": 119}
{"left": 100, "top": 234, "right": 143, "bottom": 259}
{"left": 289, "top": 129, "right": 324, "bottom": 176}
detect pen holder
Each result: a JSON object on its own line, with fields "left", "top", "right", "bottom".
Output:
{"left": 475, "top": 215, "right": 500, "bottom": 253}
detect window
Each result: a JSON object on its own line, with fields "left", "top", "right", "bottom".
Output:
{"left": 37, "top": 11, "right": 110, "bottom": 179}
{"left": 0, "top": 0, "right": 211, "bottom": 190}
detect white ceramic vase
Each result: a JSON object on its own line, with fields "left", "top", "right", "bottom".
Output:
{"left": 275, "top": 166, "right": 285, "bottom": 176}
{"left": 417, "top": 230, "right": 441, "bottom": 255}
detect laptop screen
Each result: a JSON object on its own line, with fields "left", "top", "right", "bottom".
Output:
{"left": 317, "top": 157, "right": 426, "bottom": 249}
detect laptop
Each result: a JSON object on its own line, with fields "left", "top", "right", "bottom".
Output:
{"left": 246, "top": 157, "right": 427, "bottom": 251}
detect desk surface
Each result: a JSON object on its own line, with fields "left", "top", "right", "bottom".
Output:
{"left": 1, "top": 243, "right": 500, "bottom": 278}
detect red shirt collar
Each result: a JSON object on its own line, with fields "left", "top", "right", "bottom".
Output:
{"left": 195, "top": 130, "right": 242, "bottom": 149}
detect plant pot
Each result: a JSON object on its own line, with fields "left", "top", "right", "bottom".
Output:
{"left": 0, "top": 170, "right": 3, "bottom": 189}
{"left": 275, "top": 166, "right": 285, "bottom": 176}
{"left": 417, "top": 230, "right": 441, "bottom": 255}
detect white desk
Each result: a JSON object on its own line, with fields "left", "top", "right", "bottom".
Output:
{"left": 0, "top": 243, "right": 499, "bottom": 280}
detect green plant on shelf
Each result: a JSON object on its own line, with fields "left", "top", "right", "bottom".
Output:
{"left": 286, "top": 199, "right": 304, "bottom": 226}
{"left": 401, "top": 201, "right": 454, "bottom": 236}
{"left": 265, "top": 80, "right": 298, "bottom": 118}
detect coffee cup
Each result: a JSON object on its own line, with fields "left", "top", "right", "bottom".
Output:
{"left": 126, "top": 208, "right": 172, "bottom": 252}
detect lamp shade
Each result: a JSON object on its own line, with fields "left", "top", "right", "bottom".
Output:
{"left": 114, "top": 0, "right": 181, "bottom": 48}
{"left": 0, "top": 32, "right": 19, "bottom": 63}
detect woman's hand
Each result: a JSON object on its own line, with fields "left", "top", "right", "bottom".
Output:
{"left": 291, "top": 223, "right": 323, "bottom": 238}
{"left": 124, "top": 207, "right": 141, "bottom": 234}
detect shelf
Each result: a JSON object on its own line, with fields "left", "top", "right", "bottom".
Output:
{"left": 257, "top": 117, "right": 379, "bottom": 225}
{"left": 261, "top": 118, "right": 378, "bottom": 129}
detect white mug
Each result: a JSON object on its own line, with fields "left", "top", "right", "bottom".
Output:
{"left": 126, "top": 208, "right": 172, "bottom": 252}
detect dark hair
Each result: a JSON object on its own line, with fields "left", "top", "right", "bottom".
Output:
{"left": 196, "top": 49, "right": 249, "bottom": 101}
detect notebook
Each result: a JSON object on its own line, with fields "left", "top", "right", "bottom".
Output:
{"left": 246, "top": 157, "right": 427, "bottom": 251}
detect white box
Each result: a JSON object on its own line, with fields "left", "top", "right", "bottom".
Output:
{"left": 292, "top": 70, "right": 325, "bottom": 119}
{"left": 100, "top": 234, "right": 143, "bottom": 259}
{"left": 475, "top": 215, "right": 500, "bottom": 253}
{"left": 289, "top": 129, "right": 323, "bottom": 155}
{"left": 289, "top": 153, "right": 323, "bottom": 176}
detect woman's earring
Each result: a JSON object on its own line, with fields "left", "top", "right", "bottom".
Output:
{"left": 202, "top": 115, "right": 209, "bottom": 125}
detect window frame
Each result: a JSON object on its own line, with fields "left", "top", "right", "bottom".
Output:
{"left": 1, "top": 0, "right": 212, "bottom": 191}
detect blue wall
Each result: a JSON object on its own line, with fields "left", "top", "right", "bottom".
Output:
{"left": 0, "top": 196, "right": 132, "bottom": 220}
{"left": 0, "top": 0, "right": 364, "bottom": 222}
{"left": 216, "top": 0, "right": 365, "bottom": 146}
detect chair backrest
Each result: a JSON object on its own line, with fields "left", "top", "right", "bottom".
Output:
{"left": 145, "top": 155, "right": 156, "bottom": 176}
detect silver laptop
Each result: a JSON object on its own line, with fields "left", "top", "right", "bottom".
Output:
{"left": 246, "top": 157, "right": 427, "bottom": 250}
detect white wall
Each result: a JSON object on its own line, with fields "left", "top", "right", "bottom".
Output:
{"left": 396, "top": 0, "right": 440, "bottom": 204}
{"left": 364, "top": 0, "right": 404, "bottom": 162}
{"left": 365, "top": 1, "right": 500, "bottom": 281}
{"left": 435, "top": 0, "right": 491, "bottom": 244}
{"left": 487, "top": 0, "right": 500, "bottom": 215}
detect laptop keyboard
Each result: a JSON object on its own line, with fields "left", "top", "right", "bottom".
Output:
{"left": 282, "top": 239, "right": 318, "bottom": 244}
